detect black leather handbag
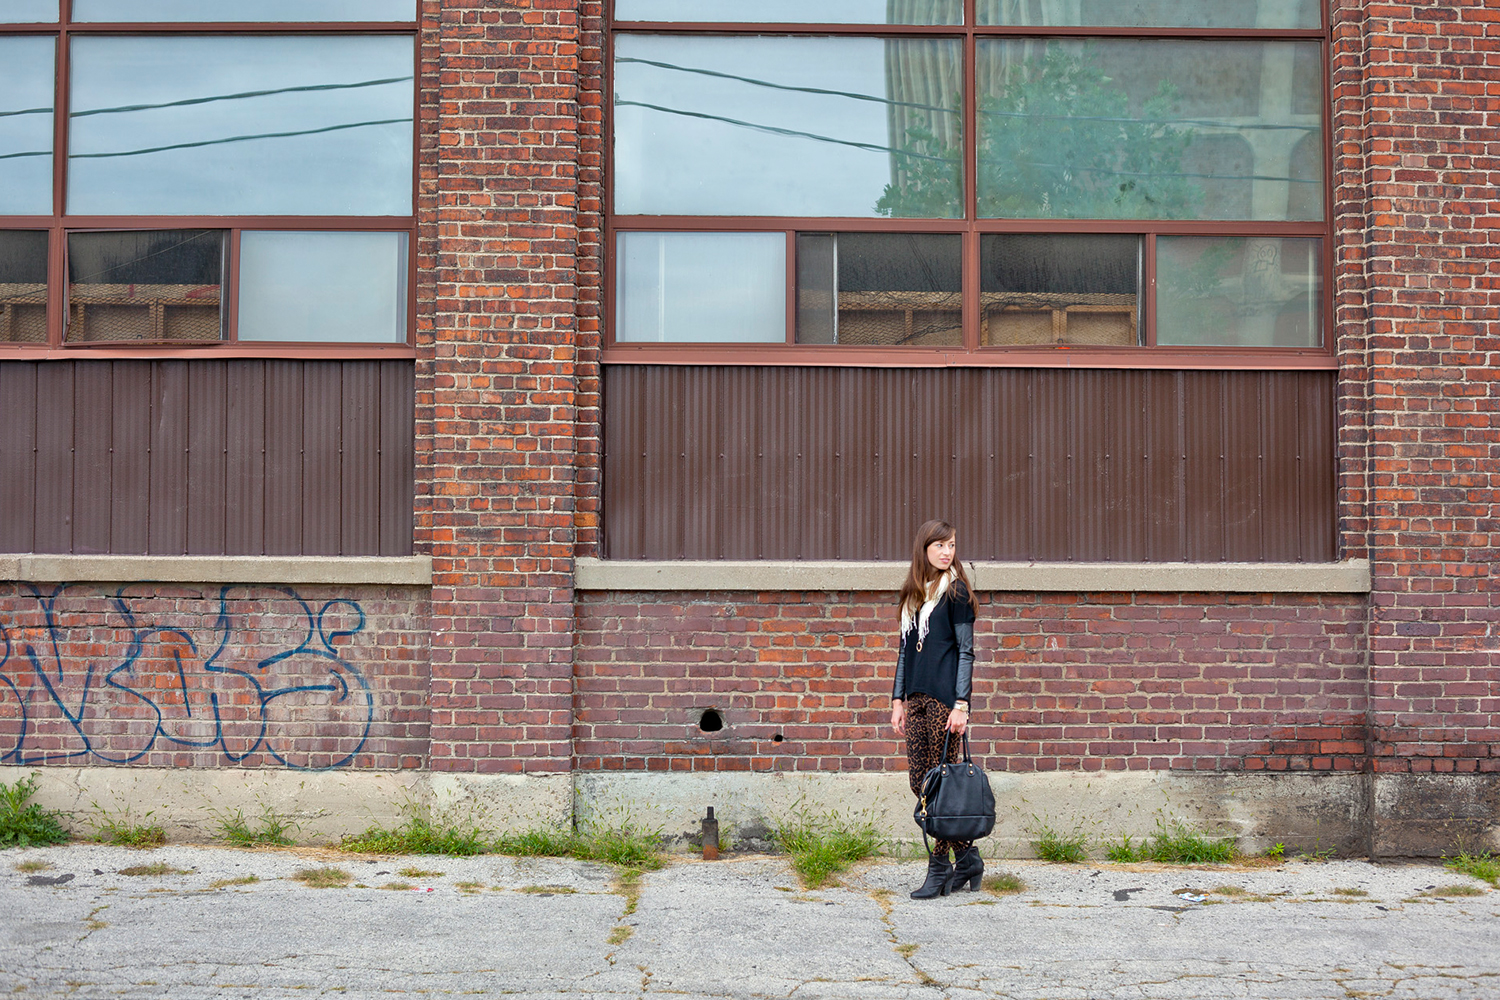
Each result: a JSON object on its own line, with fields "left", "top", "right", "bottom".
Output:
{"left": 914, "top": 731, "right": 996, "bottom": 848}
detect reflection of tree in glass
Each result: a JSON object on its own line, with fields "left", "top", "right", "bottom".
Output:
{"left": 874, "top": 120, "right": 961, "bottom": 218}
{"left": 878, "top": 42, "right": 1204, "bottom": 219}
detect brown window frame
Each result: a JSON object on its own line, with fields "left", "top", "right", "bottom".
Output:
{"left": 0, "top": 11, "right": 419, "bottom": 360}
{"left": 604, "top": 3, "right": 1335, "bottom": 371}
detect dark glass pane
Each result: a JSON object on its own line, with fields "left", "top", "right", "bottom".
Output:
{"left": 67, "top": 230, "right": 225, "bottom": 343}
{"left": 0, "top": 37, "right": 54, "bottom": 214}
{"left": 977, "top": 0, "right": 1319, "bottom": 28}
{"left": 980, "top": 234, "right": 1140, "bottom": 346}
{"left": 796, "top": 233, "right": 961, "bottom": 346}
{"left": 616, "top": 0, "right": 961, "bottom": 24}
{"left": 1157, "top": 236, "right": 1322, "bottom": 347}
{"left": 74, "top": 0, "right": 414, "bottom": 21}
{"left": 976, "top": 38, "right": 1324, "bottom": 221}
{"left": 69, "top": 36, "right": 413, "bottom": 215}
{"left": 0, "top": 231, "right": 49, "bottom": 344}
{"left": 615, "top": 35, "right": 963, "bottom": 218}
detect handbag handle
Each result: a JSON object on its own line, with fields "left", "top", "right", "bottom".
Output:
{"left": 938, "top": 728, "right": 973, "bottom": 767}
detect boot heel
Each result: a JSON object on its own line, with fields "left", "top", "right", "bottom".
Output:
{"left": 966, "top": 872, "right": 981, "bottom": 891}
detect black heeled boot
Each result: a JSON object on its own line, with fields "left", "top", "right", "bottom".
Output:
{"left": 952, "top": 846, "right": 984, "bottom": 892}
{"left": 910, "top": 852, "right": 955, "bottom": 899}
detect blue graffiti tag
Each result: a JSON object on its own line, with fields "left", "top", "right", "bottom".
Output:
{"left": 0, "top": 584, "right": 373, "bottom": 769}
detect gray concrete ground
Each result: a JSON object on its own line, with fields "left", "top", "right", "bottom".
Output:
{"left": 4, "top": 844, "right": 1499, "bottom": 999}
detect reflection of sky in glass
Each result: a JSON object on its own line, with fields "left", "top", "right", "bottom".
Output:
{"left": 0, "top": 37, "right": 54, "bottom": 214}
{"left": 74, "top": 0, "right": 414, "bottom": 21}
{"left": 615, "top": 35, "right": 955, "bottom": 217}
{"left": 616, "top": 0, "right": 960, "bottom": 24}
{"left": 976, "top": 0, "right": 1318, "bottom": 28}
{"left": 238, "top": 231, "right": 407, "bottom": 342}
{"left": 69, "top": 35, "right": 413, "bottom": 216}
{"left": 0, "top": 0, "right": 56, "bottom": 21}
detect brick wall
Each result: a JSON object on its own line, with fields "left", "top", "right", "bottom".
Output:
{"left": 574, "top": 591, "right": 1369, "bottom": 774}
{"left": 1338, "top": 0, "right": 1500, "bottom": 774}
{"left": 0, "top": 584, "right": 429, "bottom": 770}
{"left": 422, "top": 0, "right": 581, "bottom": 773}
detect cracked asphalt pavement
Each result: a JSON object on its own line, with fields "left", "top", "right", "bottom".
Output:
{"left": 5, "top": 844, "right": 1499, "bottom": 999}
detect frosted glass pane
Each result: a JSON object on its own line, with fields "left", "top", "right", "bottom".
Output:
{"left": 0, "top": 0, "right": 57, "bottom": 21}
{"left": 976, "top": 38, "right": 1323, "bottom": 221}
{"left": 74, "top": 0, "right": 415, "bottom": 20}
{"left": 616, "top": 232, "right": 785, "bottom": 343}
{"left": 614, "top": 34, "right": 962, "bottom": 218}
{"left": 238, "top": 231, "right": 408, "bottom": 343}
{"left": 978, "top": 0, "right": 1319, "bottom": 28}
{"left": 69, "top": 35, "right": 413, "bottom": 215}
{"left": 1156, "top": 236, "right": 1322, "bottom": 347}
{"left": 0, "top": 37, "right": 54, "bottom": 213}
{"left": 616, "top": 0, "right": 960, "bottom": 24}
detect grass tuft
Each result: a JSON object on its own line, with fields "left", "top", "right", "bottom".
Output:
{"left": 16, "top": 859, "right": 53, "bottom": 873}
{"left": 208, "top": 875, "right": 259, "bottom": 889}
{"left": 0, "top": 775, "right": 70, "bottom": 848}
{"left": 1212, "top": 884, "right": 1248, "bottom": 897}
{"left": 1444, "top": 851, "right": 1500, "bottom": 887}
{"left": 397, "top": 866, "right": 444, "bottom": 879}
{"left": 1029, "top": 818, "right": 1089, "bottom": 863}
{"left": 1424, "top": 884, "right": 1484, "bottom": 898}
{"left": 117, "top": 863, "right": 186, "bottom": 876}
{"left": 340, "top": 804, "right": 491, "bottom": 857}
{"left": 1109, "top": 821, "right": 1236, "bottom": 864}
{"left": 380, "top": 881, "right": 414, "bottom": 891}
{"left": 606, "top": 925, "right": 633, "bottom": 946}
{"left": 494, "top": 822, "right": 666, "bottom": 871}
{"left": 90, "top": 805, "right": 165, "bottom": 850}
{"left": 518, "top": 884, "right": 578, "bottom": 895}
{"left": 1105, "top": 834, "right": 1138, "bottom": 863}
{"left": 212, "top": 804, "right": 297, "bottom": 848}
{"left": 293, "top": 866, "right": 352, "bottom": 888}
{"left": 1331, "top": 886, "right": 1368, "bottom": 897}
{"left": 983, "top": 872, "right": 1023, "bottom": 896}
{"left": 773, "top": 812, "right": 881, "bottom": 889}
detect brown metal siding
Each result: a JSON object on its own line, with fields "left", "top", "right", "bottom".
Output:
{"left": 0, "top": 360, "right": 414, "bottom": 556}
{"left": 603, "top": 366, "right": 1337, "bottom": 563}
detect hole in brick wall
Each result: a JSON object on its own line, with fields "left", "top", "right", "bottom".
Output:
{"left": 698, "top": 709, "right": 723, "bottom": 733}
{"left": 771, "top": 733, "right": 784, "bottom": 743}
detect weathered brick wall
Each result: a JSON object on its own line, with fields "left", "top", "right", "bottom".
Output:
{"left": 574, "top": 591, "right": 1369, "bottom": 774}
{"left": 0, "top": 584, "right": 429, "bottom": 769}
{"left": 1339, "top": 0, "right": 1500, "bottom": 774}
{"left": 422, "top": 0, "right": 580, "bottom": 773}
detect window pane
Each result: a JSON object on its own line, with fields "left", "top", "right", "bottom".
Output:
{"left": 237, "top": 231, "right": 409, "bottom": 343}
{"left": 0, "top": 0, "right": 57, "bottom": 21}
{"left": 1156, "top": 236, "right": 1322, "bottom": 347}
{"left": 796, "top": 233, "right": 961, "bottom": 346}
{"left": 614, "top": 35, "right": 963, "bottom": 218}
{"left": 616, "top": 0, "right": 961, "bottom": 24}
{"left": 74, "top": 0, "right": 415, "bottom": 20}
{"left": 981, "top": 234, "right": 1140, "bottom": 346}
{"left": 0, "top": 231, "right": 48, "bottom": 344}
{"left": 616, "top": 232, "right": 785, "bottom": 343}
{"left": 976, "top": 39, "right": 1324, "bottom": 221}
{"left": 977, "top": 0, "right": 1319, "bottom": 28}
{"left": 68, "top": 35, "right": 413, "bottom": 216}
{"left": 67, "top": 230, "right": 225, "bottom": 343}
{"left": 0, "top": 37, "right": 55, "bottom": 214}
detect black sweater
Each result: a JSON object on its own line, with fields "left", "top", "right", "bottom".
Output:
{"left": 892, "top": 580, "right": 976, "bottom": 708}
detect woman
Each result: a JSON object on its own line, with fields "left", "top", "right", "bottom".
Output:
{"left": 891, "top": 519, "right": 980, "bottom": 899}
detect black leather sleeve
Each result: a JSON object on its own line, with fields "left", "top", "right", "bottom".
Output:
{"left": 954, "top": 622, "right": 974, "bottom": 702}
{"left": 892, "top": 633, "right": 906, "bottom": 702}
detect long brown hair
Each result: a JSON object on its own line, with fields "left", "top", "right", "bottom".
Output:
{"left": 898, "top": 519, "right": 976, "bottom": 615}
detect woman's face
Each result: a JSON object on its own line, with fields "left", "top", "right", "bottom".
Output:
{"left": 925, "top": 534, "right": 956, "bottom": 572}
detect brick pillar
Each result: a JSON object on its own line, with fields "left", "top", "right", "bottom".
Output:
{"left": 1350, "top": 0, "right": 1500, "bottom": 852}
{"left": 422, "top": 0, "right": 579, "bottom": 773}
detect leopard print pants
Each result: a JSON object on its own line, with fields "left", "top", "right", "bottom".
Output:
{"left": 904, "top": 692, "right": 973, "bottom": 858}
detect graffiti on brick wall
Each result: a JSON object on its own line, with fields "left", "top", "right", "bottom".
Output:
{"left": 0, "top": 585, "right": 373, "bottom": 769}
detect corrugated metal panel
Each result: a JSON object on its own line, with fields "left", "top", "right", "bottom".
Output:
{"left": 0, "top": 359, "right": 413, "bottom": 556}
{"left": 603, "top": 365, "right": 1338, "bottom": 563}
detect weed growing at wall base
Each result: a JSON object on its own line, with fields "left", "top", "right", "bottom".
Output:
{"left": 1445, "top": 852, "right": 1499, "bottom": 887}
{"left": 0, "top": 775, "right": 69, "bottom": 848}
{"left": 495, "top": 822, "right": 666, "bottom": 870}
{"left": 1027, "top": 817, "right": 1089, "bottom": 863}
{"left": 212, "top": 804, "right": 298, "bottom": 848}
{"left": 1107, "top": 821, "right": 1237, "bottom": 864}
{"left": 90, "top": 806, "right": 166, "bottom": 849}
{"left": 773, "top": 810, "right": 881, "bottom": 889}
{"left": 340, "top": 804, "right": 490, "bottom": 856}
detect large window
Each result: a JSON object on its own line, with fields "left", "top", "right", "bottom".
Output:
{"left": 608, "top": 0, "right": 1330, "bottom": 366}
{"left": 0, "top": 2, "right": 416, "bottom": 352}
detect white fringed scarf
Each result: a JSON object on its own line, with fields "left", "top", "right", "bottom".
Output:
{"left": 900, "top": 569, "right": 954, "bottom": 649}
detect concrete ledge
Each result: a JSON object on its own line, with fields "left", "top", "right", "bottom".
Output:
{"left": 0, "top": 554, "right": 433, "bottom": 586}
{"left": 576, "top": 558, "right": 1372, "bottom": 594}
